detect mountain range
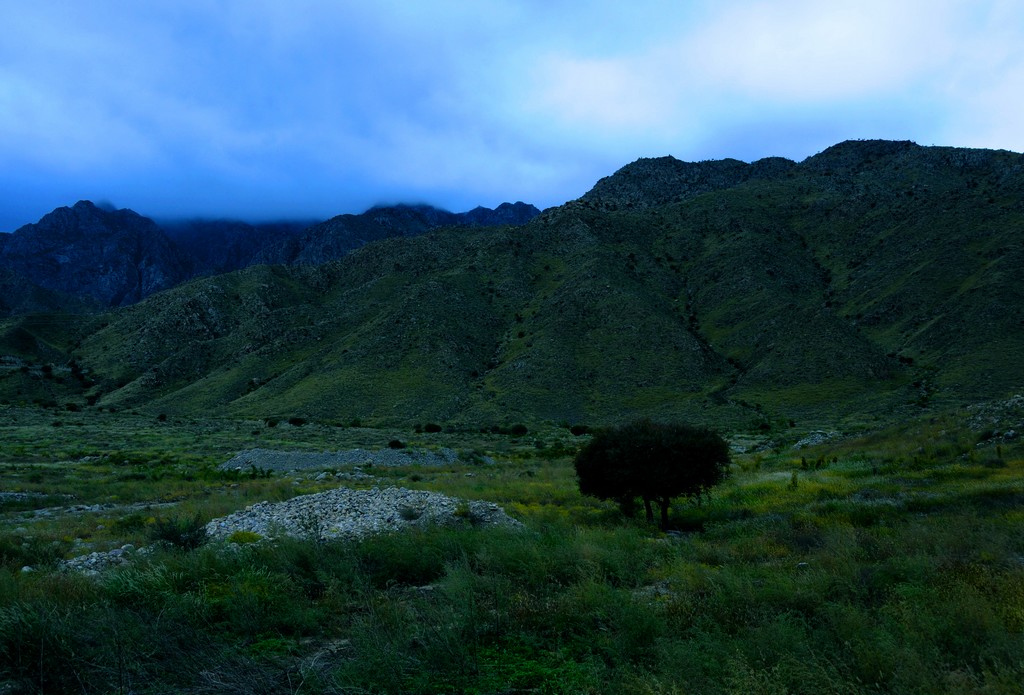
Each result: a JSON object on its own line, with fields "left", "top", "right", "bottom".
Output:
{"left": 1, "top": 139, "right": 1021, "bottom": 430}
{"left": 0, "top": 200, "right": 540, "bottom": 309}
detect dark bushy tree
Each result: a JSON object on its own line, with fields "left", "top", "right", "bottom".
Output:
{"left": 574, "top": 419, "right": 730, "bottom": 530}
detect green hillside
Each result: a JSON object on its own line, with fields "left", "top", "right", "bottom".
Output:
{"left": 2, "top": 140, "right": 1022, "bottom": 430}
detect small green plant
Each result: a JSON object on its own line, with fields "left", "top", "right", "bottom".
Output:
{"left": 459, "top": 449, "right": 490, "bottom": 466}
{"left": 398, "top": 505, "right": 422, "bottom": 521}
{"left": 247, "top": 464, "right": 272, "bottom": 479}
{"left": 113, "top": 512, "right": 147, "bottom": 533}
{"left": 227, "top": 530, "right": 263, "bottom": 544}
{"left": 298, "top": 512, "right": 325, "bottom": 543}
{"left": 788, "top": 471, "right": 799, "bottom": 490}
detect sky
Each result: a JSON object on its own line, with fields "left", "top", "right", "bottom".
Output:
{"left": 1, "top": 0, "right": 1023, "bottom": 231}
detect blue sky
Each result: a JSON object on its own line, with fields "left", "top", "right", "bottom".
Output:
{"left": 1, "top": 0, "right": 1022, "bottom": 231}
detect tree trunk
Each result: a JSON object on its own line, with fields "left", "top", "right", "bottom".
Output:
{"left": 643, "top": 498, "right": 654, "bottom": 524}
{"left": 659, "top": 498, "right": 670, "bottom": 531}
{"left": 618, "top": 496, "right": 637, "bottom": 518}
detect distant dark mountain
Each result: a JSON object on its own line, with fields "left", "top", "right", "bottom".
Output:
{"left": 160, "top": 219, "right": 312, "bottom": 277}
{"left": 271, "top": 204, "right": 459, "bottom": 266}
{"left": 266, "top": 202, "right": 541, "bottom": 265}
{"left": 0, "top": 201, "right": 189, "bottom": 307}
{"left": 460, "top": 202, "right": 541, "bottom": 226}
{"left": 0, "top": 201, "right": 540, "bottom": 309}
{"left": 2, "top": 141, "right": 1021, "bottom": 429}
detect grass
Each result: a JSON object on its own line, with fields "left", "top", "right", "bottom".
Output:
{"left": 1, "top": 405, "right": 1023, "bottom": 693}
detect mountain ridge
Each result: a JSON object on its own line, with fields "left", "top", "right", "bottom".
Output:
{"left": 1, "top": 139, "right": 1021, "bottom": 429}
{"left": 0, "top": 200, "right": 541, "bottom": 310}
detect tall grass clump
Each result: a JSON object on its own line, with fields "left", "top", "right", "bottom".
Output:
{"left": 146, "top": 513, "right": 208, "bottom": 550}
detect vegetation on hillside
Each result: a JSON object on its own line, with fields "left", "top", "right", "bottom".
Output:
{"left": 1, "top": 140, "right": 1021, "bottom": 429}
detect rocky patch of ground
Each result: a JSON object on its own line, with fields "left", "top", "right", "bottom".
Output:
{"left": 218, "top": 447, "right": 492, "bottom": 474}
{"left": 205, "top": 486, "right": 520, "bottom": 541}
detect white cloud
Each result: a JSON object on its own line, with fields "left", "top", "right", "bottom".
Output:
{"left": 683, "top": 0, "right": 962, "bottom": 101}
{"left": 524, "top": 0, "right": 972, "bottom": 128}
{"left": 2, "top": 0, "right": 1023, "bottom": 228}
{"left": 930, "top": 0, "right": 1024, "bottom": 152}
{"left": 0, "top": 72, "right": 158, "bottom": 170}
{"left": 511, "top": 0, "right": 1024, "bottom": 161}
{"left": 529, "top": 54, "right": 677, "bottom": 130}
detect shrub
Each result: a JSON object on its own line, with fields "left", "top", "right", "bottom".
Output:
{"left": 147, "top": 514, "right": 207, "bottom": 550}
{"left": 0, "top": 533, "right": 66, "bottom": 570}
{"left": 227, "top": 530, "right": 263, "bottom": 545}
{"left": 488, "top": 423, "right": 530, "bottom": 436}
{"left": 574, "top": 419, "right": 730, "bottom": 530}
{"left": 398, "top": 505, "right": 422, "bottom": 521}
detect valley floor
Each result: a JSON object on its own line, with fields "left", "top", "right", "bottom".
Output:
{"left": 1, "top": 408, "right": 1022, "bottom": 693}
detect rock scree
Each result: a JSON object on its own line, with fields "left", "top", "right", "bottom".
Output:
{"left": 205, "top": 486, "right": 521, "bottom": 541}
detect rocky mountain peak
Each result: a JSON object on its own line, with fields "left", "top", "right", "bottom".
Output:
{"left": 0, "top": 200, "right": 189, "bottom": 306}
{"left": 461, "top": 202, "right": 541, "bottom": 226}
{"left": 802, "top": 139, "right": 919, "bottom": 172}
{"left": 579, "top": 155, "right": 770, "bottom": 210}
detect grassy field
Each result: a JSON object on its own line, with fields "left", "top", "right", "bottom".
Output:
{"left": 1, "top": 405, "right": 1022, "bottom": 693}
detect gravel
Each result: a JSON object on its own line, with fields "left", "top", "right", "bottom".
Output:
{"left": 792, "top": 431, "right": 841, "bottom": 449}
{"left": 59, "top": 544, "right": 144, "bottom": 575}
{"left": 0, "top": 492, "right": 58, "bottom": 502}
{"left": 205, "top": 486, "right": 521, "bottom": 541}
{"left": 219, "top": 447, "right": 492, "bottom": 474}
